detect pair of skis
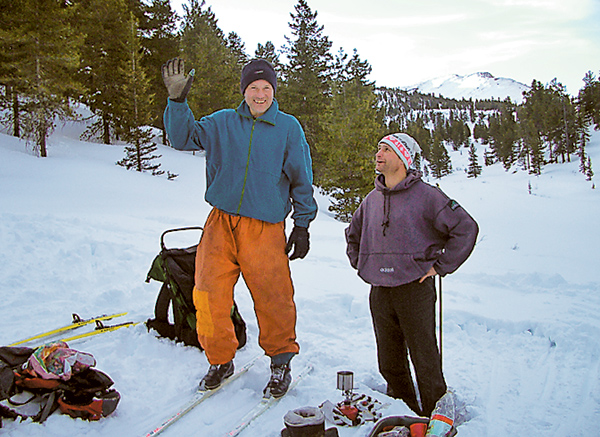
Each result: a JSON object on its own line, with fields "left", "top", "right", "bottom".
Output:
{"left": 145, "top": 356, "right": 313, "bottom": 437}
{"left": 225, "top": 363, "right": 314, "bottom": 437}
{"left": 9, "top": 311, "right": 138, "bottom": 347}
{"left": 10, "top": 314, "right": 314, "bottom": 436}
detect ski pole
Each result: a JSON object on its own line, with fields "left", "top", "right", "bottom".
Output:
{"left": 438, "top": 275, "right": 443, "bottom": 369}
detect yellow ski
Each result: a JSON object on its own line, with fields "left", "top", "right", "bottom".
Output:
{"left": 61, "top": 320, "right": 140, "bottom": 342}
{"left": 9, "top": 312, "right": 128, "bottom": 346}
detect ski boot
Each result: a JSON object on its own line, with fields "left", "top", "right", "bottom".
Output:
{"left": 264, "top": 362, "right": 292, "bottom": 398}
{"left": 199, "top": 360, "right": 234, "bottom": 390}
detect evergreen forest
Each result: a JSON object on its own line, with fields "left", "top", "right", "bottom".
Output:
{"left": 1, "top": 0, "right": 600, "bottom": 221}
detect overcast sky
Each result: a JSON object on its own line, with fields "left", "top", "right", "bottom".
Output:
{"left": 172, "top": 0, "right": 600, "bottom": 95}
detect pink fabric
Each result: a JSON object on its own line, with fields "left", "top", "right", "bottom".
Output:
{"left": 28, "top": 341, "right": 96, "bottom": 380}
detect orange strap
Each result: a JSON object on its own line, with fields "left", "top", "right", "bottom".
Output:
{"left": 431, "top": 414, "right": 454, "bottom": 426}
{"left": 57, "top": 396, "right": 103, "bottom": 421}
{"left": 13, "top": 369, "right": 61, "bottom": 390}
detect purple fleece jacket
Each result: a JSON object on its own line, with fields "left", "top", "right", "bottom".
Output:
{"left": 345, "top": 170, "right": 478, "bottom": 287}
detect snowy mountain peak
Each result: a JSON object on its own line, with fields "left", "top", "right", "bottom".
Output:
{"left": 403, "top": 72, "right": 530, "bottom": 103}
{"left": 477, "top": 72, "right": 494, "bottom": 79}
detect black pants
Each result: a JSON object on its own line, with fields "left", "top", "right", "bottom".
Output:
{"left": 369, "top": 278, "right": 446, "bottom": 417}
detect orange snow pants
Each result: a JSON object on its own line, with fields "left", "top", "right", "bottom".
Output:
{"left": 193, "top": 208, "right": 300, "bottom": 365}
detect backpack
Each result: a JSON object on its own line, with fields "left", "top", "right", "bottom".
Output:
{"left": 145, "top": 227, "right": 247, "bottom": 350}
{"left": 0, "top": 342, "right": 120, "bottom": 427}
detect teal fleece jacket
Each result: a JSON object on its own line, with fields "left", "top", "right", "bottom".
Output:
{"left": 164, "top": 98, "right": 317, "bottom": 228}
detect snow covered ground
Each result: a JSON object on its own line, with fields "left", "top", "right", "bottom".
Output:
{"left": 1, "top": 114, "right": 599, "bottom": 436}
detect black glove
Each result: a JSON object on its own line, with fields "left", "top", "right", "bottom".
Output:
{"left": 161, "top": 58, "right": 194, "bottom": 102}
{"left": 285, "top": 226, "right": 310, "bottom": 260}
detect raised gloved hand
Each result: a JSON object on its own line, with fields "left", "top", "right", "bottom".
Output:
{"left": 285, "top": 226, "right": 310, "bottom": 260}
{"left": 161, "top": 58, "right": 195, "bottom": 102}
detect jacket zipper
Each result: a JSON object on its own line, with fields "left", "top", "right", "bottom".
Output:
{"left": 236, "top": 119, "right": 256, "bottom": 214}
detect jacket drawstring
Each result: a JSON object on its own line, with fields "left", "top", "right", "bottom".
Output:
{"left": 382, "top": 192, "right": 390, "bottom": 236}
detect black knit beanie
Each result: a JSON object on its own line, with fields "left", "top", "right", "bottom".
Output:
{"left": 240, "top": 59, "right": 277, "bottom": 94}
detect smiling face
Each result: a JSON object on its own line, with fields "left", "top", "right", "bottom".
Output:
{"left": 244, "top": 79, "right": 274, "bottom": 118}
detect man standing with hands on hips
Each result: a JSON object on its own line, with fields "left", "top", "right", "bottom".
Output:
{"left": 161, "top": 57, "right": 317, "bottom": 398}
{"left": 345, "top": 133, "right": 478, "bottom": 417}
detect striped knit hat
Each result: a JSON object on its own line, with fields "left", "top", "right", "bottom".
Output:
{"left": 379, "top": 133, "right": 421, "bottom": 169}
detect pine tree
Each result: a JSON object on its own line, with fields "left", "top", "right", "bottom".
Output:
{"left": 116, "top": 11, "right": 165, "bottom": 176}
{"left": 466, "top": 142, "right": 482, "bottom": 178}
{"left": 254, "top": 42, "right": 282, "bottom": 73}
{"left": 225, "top": 32, "right": 248, "bottom": 67}
{"left": 550, "top": 80, "right": 577, "bottom": 163}
{"left": 445, "top": 111, "right": 470, "bottom": 150}
{"left": 579, "top": 127, "right": 590, "bottom": 176}
{"left": 405, "top": 116, "right": 432, "bottom": 161}
{"left": 519, "top": 79, "right": 577, "bottom": 166}
{"left": 179, "top": 0, "right": 240, "bottom": 116}
{"left": 519, "top": 118, "right": 544, "bottom": 175}
{"left": 473, "top": 118, "right": 490, "bottom": 145}
{"left": 578, "top": 70, "right": 600, "bottom": 130}
{"left": 585, "top": 156, "right": 594, "bottom": 182}
{"left": 138, "top": 0, "right": 180, "bottom": 144}
{"left": 280, "top": 0, "right": 333, "bottom": 183}
{"left": 429, "top": 135, "right": 452, "bottom": 178}
{"left": 484, "top": 148, "right": 495, "bottom": 166}
{"left": 0, "top": 0, "right": 83, "bottom": 157}
{"left": 528, "top": 141, "right": 545, "bottom": 176}
{"left": 320, "top": 49, "right": 384, "bottom": 221}
{"left": 0, "top": 0, "right": 27, "bottom": 137}
{"left": 489, "top": 102, "right": 518, "bottom": 171}
{"left": 79, "top": 0, "right": 132, "bottom": 144}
